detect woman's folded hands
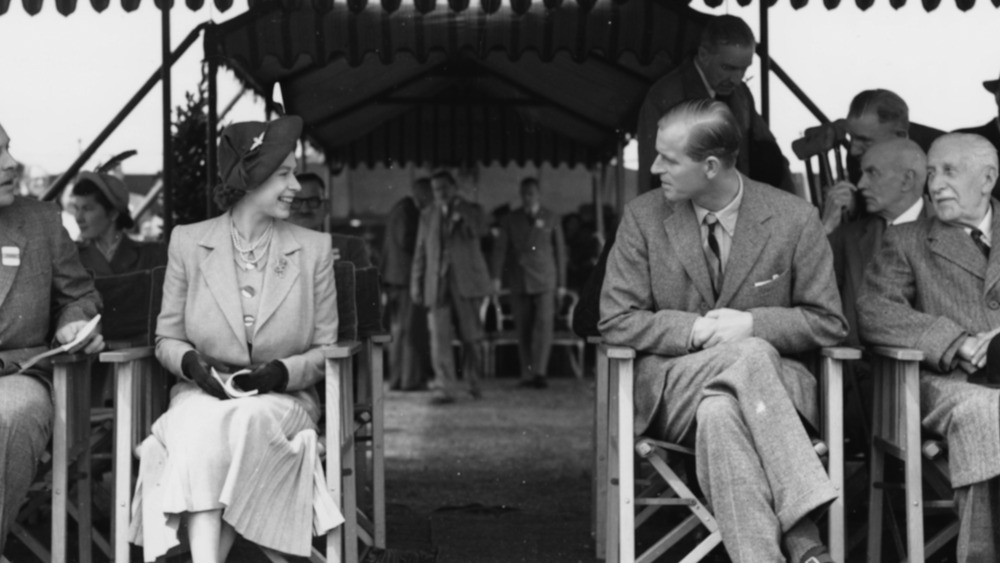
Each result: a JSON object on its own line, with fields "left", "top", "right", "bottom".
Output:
{"left": 237, "top": 360, "right": 289, "bottom": 394}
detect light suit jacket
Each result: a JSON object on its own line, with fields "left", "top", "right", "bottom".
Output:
{"left": 599, "top": 177, "right": 848, "bottom": 434}
{"left": 411, "top": 197, "right": 491, "bottom": 307}
{"left": 856, "top": 201, "right": 1000, "bottom": 486}
{"left": 491, "top": 207, "right": 566, "bottom": 295}
{"left": 156, "top": 215, "right": 338, "bottom": 399}
{"left": 0, "top": 197, "right": 101, "bottom": 374}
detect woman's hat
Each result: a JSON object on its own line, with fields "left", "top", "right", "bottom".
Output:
{"left": 74, "top": 171, "right": 134, "bottom": 228}
{"left": 218, "top": 115, "right": 302, "bottom": 193}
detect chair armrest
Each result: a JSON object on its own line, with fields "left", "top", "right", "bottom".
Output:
{"left": 370, "top": 333, "right": 392, "bottom": 345}
{"left": 604, "top": 345, "right": 635, "bottom": 360}
{"left": 821, "top": 346, "right": 862, "bottom": 361}
{"left": 100, "top": 346, "right": 155, "bottom": 363}
{"left": 870, "top": 346, "right": 924, "bottom": 362}
{"left": 586, "top": 336, "right": 603, "bottom": 345}
{"left": 50, "top": 352, "right": 95, "bottom": 365}
{"left": 324, "top": 341, "right": 361, "bottom": 359}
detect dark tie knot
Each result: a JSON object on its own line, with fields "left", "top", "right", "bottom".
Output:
{"left": 971, "top": 228, "right": 990, "bottom": 258}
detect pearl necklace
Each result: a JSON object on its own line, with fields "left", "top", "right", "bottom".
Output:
{"left": 230, "top": 218, "right": 274, "bottom": 271}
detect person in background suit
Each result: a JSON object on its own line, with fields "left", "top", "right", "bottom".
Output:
{"left": 819, "top": 89, "right": 912, "bottom": 235}
{"left": 491, "top": 178, "right": 566, "bottom": 389}
{"left": 857, "top": 133, "right": 1000, "bottom": 562}
{"left": 131, "top": 116, "right": 342, "bottom": 563}
{"left": 955, "top": 69, "right": 1000, "bottom": 199}
{"left": 289, "top": 172, "right": 372, "bottom": 267}
{"left": 412, "top": 170, "right": 491, "bottom": 405}
{"left": 829, "top": 138, "right": 929, "bottom": 348}
{"left": 636, "top": 15, "right": 793, "bottom": 195}
{"left": 0, "top": 121, "right": 104, "bottom": 554}
{"left": 600, "top": 99, "right": 847, "bottom": 563}
{"left": 70, "top": 171, "right": 167, "bottom": 276}
{"left": 382, "top": 178, "right": 434, "bottom": 391}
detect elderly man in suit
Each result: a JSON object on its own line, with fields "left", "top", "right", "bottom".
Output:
{"left": 289, "top": 172, "right": 372, "bottom": 267}
{"left": 857, "top": 132, "right": 1000, "bottom": 561}
{"left": 412, "top": 170, "right": 492, "bottom": 404}
{"left": 491, "top": 178, "right": 566, "bottom": 388}
{"left": 0, "top": 122, "right": 104, "bottom": 553}
{"left": 382, "top": 178, "right": 434, "bottom": 390}
{"left": 955, "top": 69, "right": 1000, "bottom": 199}
{"left": 636, "top": 15, "right": 793, "bottom": 195}
{"left": 601, "top": 99, "right": 847, "bottom": 563}
{"left": 830, "top": 138, "right": 929, "bottom": 348}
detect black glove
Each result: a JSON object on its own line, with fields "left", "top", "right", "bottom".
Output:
{"left": 237, "top": 359, "right": 289, "bottom": 394}
{"left": 181, "top": 350, "right": 229, "bottom": 400}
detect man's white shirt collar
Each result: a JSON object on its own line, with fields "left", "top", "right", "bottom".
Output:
{"left": 693, "top": 175, "right": 744, "bottom": 237}
{"left": 693, "top": 60, "right": 717, "bottom": 100}
{"left": 888, "top": 198, "right": 924, "bottom": 226}
{"left": 961, "top": 207, "right": 993, "bottom": 246}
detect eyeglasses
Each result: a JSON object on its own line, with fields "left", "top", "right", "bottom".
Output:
{"left": 290, "top": 196, "right": 324, "bottom": 211}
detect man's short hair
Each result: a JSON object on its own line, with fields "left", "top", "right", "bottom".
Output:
{"left": 520, "top": 177, "right": 539, "bottom": 193}
{"left": 848, "top": 89, "right": 910, "bottom": 131}
{"left": 431, "top": 170, "right": 456, "bottom": 186}
{"left": 932, "top": 132, "right": 1000, "bottom": 176}
{"left": 659, "top": 99, "right": 742, "bottom": 168}
{"left": 872, "top": 138, "right": 928, "bottom": 189}
{"left": 699, "top": 15, "right": 755, "bottom": 52}
{"left": 296, "top": 172, "right": 325, "bottom": 188}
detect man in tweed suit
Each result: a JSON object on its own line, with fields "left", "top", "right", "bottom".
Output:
{"left": 857, "top": 132, "right": 1000, "bottom": 561}
{"left": 600, "top": 100, "right": 847, "bottom": 563}
{"left": 0, "top": 122, "right": 104, "bottom": 552}
{"left": 491, "top": 178, "right": 566, "bottom": 388}
{"left": 411, "top": 170, "right": 492, "bottom": 404}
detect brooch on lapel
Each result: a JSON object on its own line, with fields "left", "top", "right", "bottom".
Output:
{"left": 535, "top": 218, "right": 545, "bottom": 229}
{"left": 274, "top": 257, "right": 288, "bottom": 278}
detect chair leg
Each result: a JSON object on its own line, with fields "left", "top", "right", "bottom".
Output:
{"left": 821, "top": 357, "right": 845, "bottom": 563}
{"left": 371, "top": 342, "right": 386, "bottom": 550}
{"left": 325, "top": 357, "right": 347, "bottom": 563}
{"left": 113, "top": 361, "right": 137, "bottom": 563}
{"left": 612, "top": 356, "right": 635, "bottom": 563}
{"left": 605, "top": 349, "right": 620, "bottom": 563}
{"left": 52, "top": 365, "right": 69, "bottom": 563}
{"left": 341, "top": 360, "right": 360, "bottom": 563}
{"left": 867, "top": 377, "right": 885, "bottom": 563}
{"left": 594, "top": 345, "right": 609, "bottom": 558}
{"left": 902, "top": 365, "right": 924, "bottom": 562}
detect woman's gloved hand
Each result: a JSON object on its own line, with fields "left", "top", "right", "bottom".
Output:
{"left": 237, "top": 360, "right": 289, "bottom": 394}
{"left": 181, "top": 350, "right": 229, "bottom": 400}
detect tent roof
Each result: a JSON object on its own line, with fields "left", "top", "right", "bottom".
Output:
{"left": 207, "top": 0, "right": 710, "bottom": 168}
{"left": 699, "top": 0, "right": 999, "bottom": 9}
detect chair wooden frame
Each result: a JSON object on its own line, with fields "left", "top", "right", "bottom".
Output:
{"left": 866, "top": 346, "right": 959, "bottom": 563}
{"left": 102, "top": 336, "right": 388, "bottom": 563}
{"left": 596, "top": 343, "right": 857, "bottom": 563}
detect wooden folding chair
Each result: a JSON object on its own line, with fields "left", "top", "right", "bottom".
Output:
{"left": 791, "top": 122, "right": 849, "bottom": 208}
{"left": 598, "top": 343, "right": 858, "bottom": 563}
{"left": 866, "top": 347, "right": 959, "bottom": 563}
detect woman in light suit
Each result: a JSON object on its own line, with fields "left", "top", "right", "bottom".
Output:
{"left": 130, "top": 116, "right": 342, "bottom": 563}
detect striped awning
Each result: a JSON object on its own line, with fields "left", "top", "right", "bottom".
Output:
{"left": 207, "top": 0, "right": 710, "bottom": 168}
{"left": 700, "top": 0, "right": 1000, "bottom": 9}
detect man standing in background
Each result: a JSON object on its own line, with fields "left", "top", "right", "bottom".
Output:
{"left": 382, "top": 178, "right": 434, "bottom": 391}
{"left": 491, "top": 178, "right": 566, "bottom": 389}
{"left": 412, "top": 171, "right": 492, "bottom": 404}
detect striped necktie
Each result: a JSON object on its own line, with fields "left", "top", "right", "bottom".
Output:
{"left": 704, "top": 213, "right": 722, "bottom": 299}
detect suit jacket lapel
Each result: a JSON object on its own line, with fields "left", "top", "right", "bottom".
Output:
{"left": 984, "top": 201, "right": 1000, "bottom": 294}
{"left": 663, "top": 200, "right": 715, "bottom": 305}
{"left": 929, "top": 218, "right": 986, "bottom": 281}
{"left": 717, "top": 179, "right": 771, "bottom": 306}
{"left": 198, "top": 216, "right": 247, "bottom": 352}
{"left": 255, "top": 222, "right": 302, "bottom": 337}
{"left": 0, "top": 211, "right": 26, "bottom": 308}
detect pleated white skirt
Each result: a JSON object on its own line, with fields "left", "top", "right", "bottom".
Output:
{"left": 129, "top": 382, "right": 343, "bottom": 562}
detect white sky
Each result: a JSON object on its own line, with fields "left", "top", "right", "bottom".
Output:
{"left": 1, "top": 0, "right": 999, "bottom": 176}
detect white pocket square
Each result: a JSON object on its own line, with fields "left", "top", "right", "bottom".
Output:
{"left": 754, "top": 274, "right": 781, "bottom": 288}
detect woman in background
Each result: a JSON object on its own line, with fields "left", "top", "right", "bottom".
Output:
{"left": 130, "top": 115, "right": 342, "bottom": 563}
{"left": 70, "top": 171, "right": 165, "bottom": 275}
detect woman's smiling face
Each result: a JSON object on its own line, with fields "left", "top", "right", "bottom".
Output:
{"left": 243, "top": 151, "right": 300, "bottom": 219}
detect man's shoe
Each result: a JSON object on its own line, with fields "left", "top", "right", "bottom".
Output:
{"left": 469, "top": 389, "right": 483, "bottom": 400}
{"left": 530, "top": 375, "right": 548, "bottom": 389}
{"left": 517, "top": 378, "right": 536, "bottom": 388}
{"left": 429, "top": 395, "right": 456, "bottom": 405}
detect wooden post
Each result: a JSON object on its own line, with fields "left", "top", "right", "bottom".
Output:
{"left": 161, "top": 0, "right": 173, "bottom": 238}
{"left": 206, "top": 37, "right": 218, "bottom": 220}
{"left": 759, "top": 0, "right": 771, "bottom": 125}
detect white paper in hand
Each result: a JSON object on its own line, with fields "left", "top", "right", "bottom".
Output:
{"left": 210, "top": 367, "right": 259, "bottom": 399}
{"left": 18, "top": 314, "right": 102, "bottom": 372}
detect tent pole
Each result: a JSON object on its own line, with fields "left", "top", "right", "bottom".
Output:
{"left": 759, "top": 0, "right": 771, "bottom": 125}
{"left": 206, "top": 50, "right": 218, "bottom": 220}
{"left": 593, "top": 166, "right": 605, "bottom": 252}
{"left": 162, "top": 0, "right": 174, "bottom": 239}
{"left": 615, "top": 136, "right": 625, "bottom": 214}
